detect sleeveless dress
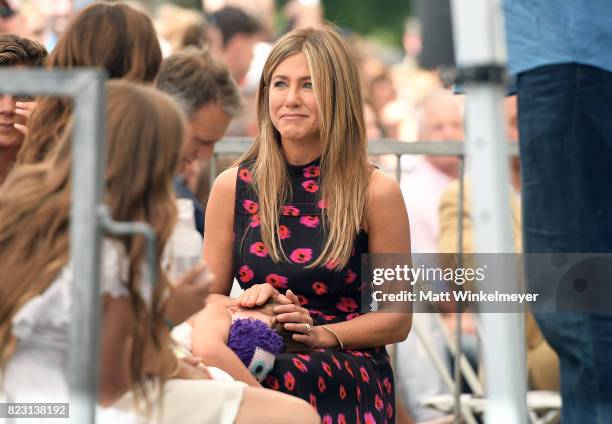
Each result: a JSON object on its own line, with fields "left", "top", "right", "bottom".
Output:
{"left": 233, "top": 158, "right": 395, "bottom": 424}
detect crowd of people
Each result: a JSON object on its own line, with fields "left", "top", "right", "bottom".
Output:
{"left": 0, "top": 0, "right": 610, "bottom": 423}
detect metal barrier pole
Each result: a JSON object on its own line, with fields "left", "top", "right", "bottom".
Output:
{"left": 395, "top": 154, "right": 402, "bottom": 182}
{"left": 454, "top": 156, "right": 466, "bottom": 422}
{"left": 69, "top": 70, "right": 106, "bottom": 424}
{"left": 450, "top": 1, "right": 528, "bottom": 423}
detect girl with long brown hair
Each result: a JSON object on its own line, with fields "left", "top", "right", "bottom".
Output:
{"left": 204, "top": 26, "right": 412, "bottom": 422}
{"left": 16, "top": 1, "right": 162, "bottom": 165}
{"left": 0, "top": 79, "right": 182, "bottom": 410}
{"left": 0, "top": 81, "right": 319, "bottom": 424}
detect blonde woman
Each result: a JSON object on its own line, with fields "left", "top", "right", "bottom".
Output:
{"left": 204, "top": 26, "right": 412, "bottom": 422}
{"left": 0, "top": 81, "right": 319, "bottom": 424}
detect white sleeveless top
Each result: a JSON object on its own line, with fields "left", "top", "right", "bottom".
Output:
{"left": 1, "top": 239, "right": 149, "bottom": 422}
{"left": 1, "top": 239, "right": 246, "bottom": 424}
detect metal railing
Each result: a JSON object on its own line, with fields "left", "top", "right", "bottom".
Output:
{"left": 211, "top": 137, "right": 519, "bottom": 183}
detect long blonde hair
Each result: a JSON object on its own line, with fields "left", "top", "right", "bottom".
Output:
{"left": 0, "top": 80, "right": 184, "bottom": 405}
{"left": 239, "top": 25, "right": 370, "bottom": 268}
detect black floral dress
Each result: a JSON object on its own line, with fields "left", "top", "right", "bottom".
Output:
{"left": 232, "top": 158, "right": 395, "bottom": 424}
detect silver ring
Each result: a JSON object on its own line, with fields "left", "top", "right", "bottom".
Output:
{"left": 303, "top": 323, "right": 312, "bottom": 333}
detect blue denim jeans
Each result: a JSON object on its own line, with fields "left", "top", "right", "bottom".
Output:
{"left": 518, "top": 63, "right": 612, "bottom": 423}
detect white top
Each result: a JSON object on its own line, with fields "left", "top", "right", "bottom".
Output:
{"left": 1, "top": 239, "right": 246, "bottom": 424}
{"left": 1, "top": 239, "right": 149, "bottom": 422}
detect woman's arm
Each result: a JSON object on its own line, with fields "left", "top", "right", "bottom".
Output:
{"left": 290, "top": 169, "right": 413, "bottom": 349}
{"left": 191, "top": 297, "right": 262, "bottom": 387}
{"left": 203, "top": 167, "right": 238, "bottom": 295}
{"left": 236, "top": 387, "right": 320, "bottom": 424}
{"left": 99, "top": 295, "right": 134, "bottom": 407}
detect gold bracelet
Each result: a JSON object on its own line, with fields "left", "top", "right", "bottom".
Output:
{"left": 320, "top": 325, "right": 344, "bottom": 350}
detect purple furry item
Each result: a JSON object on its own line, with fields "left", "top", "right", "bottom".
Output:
{"left": 227, "top": 318, "right": 283, "bottom": 367}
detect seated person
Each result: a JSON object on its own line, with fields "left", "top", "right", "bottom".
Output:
{"left": 189, "top": 290, "right": 308, "bottom": 387}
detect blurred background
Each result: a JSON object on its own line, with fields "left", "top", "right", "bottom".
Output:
{"left": 2, "top": 0, "right": 448, "bottom": 148}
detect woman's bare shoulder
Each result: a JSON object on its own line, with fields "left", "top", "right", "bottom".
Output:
{"left": 368, "top": 168, "right": 403, "bottom": 203}
{"left": 211, "top": 166, "right": 239, "bottom": 194}
{"left": 205, "top": 167, "right": 239, "bottom": 235}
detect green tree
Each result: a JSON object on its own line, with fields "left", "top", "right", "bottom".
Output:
{"left": 153, "top": 0, "right": 411, "bottom": 47}
{"left": 152, "top": 0, "right": 201, "bottom": 9}
{"left": 323, "top": 0, "right": 410, "bottom": 47}
{"left": 278, "top": 0, "right": 411, "bottom": 47}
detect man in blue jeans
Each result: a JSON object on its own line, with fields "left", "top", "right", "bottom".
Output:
{"left": 504, "top": 1, "right": 612, "bottom": 422}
